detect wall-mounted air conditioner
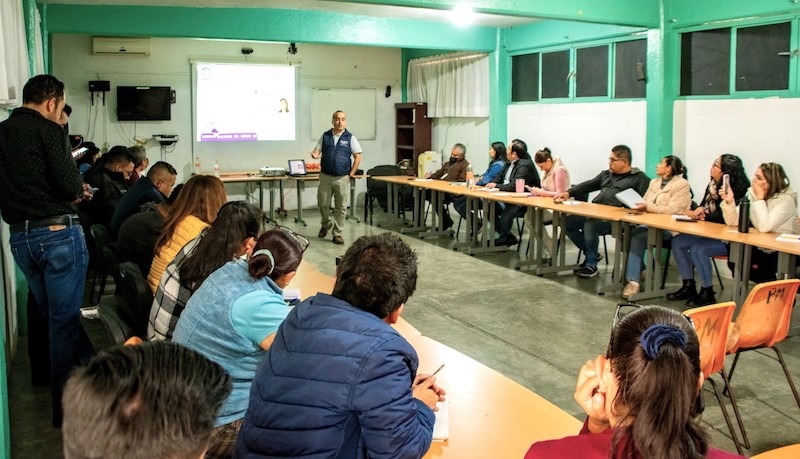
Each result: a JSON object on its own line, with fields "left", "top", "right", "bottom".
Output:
{"left": 92, "top": 37, "right": 151, "bottom": 56}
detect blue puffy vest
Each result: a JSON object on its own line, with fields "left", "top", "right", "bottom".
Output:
{"left": 320, "top": 129, "right": 353, "bottom": 176}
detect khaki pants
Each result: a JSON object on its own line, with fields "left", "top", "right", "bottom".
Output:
{"left": 318, "top": 173, "right": 349, "bottom": 236}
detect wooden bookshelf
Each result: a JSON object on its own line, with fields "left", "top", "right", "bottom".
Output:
{"left": 395, "top": 103, "right": 431, "bottom": 175}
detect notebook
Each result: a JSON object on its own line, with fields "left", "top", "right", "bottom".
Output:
{"left": 432, "top": 400, "right": 449, "bottom": 442}
{"left": 615, "top": 188, "right": 645, "bottom": 209}
{"left": 287, "top": 159, "right": 307, "bottom": 176}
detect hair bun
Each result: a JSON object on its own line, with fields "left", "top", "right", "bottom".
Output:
{"left": 640, "top": 324, "right": 686, "bottom": 359}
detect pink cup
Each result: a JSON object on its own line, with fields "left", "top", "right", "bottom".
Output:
{"left": 515, "top": 178, "right": 525, "bottom": 193}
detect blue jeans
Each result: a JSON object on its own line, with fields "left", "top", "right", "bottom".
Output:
{"left": 566, "top": 216, "right": 612, "bottom": 268}
{"left": 625, "top": 226, "right": 673, "bottom": 283}
{"left": 10, "top": 222, "right": 92, "bottom": 426}
{"left": 670, "top": 233, "right": 728, "bottom": 288}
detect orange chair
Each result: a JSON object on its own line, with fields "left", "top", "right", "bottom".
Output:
{"left": 685, "top": 302, "right": 746, "bottom": 454}
{"left": 751, "top": 443, "right": 800, "bottom": 459}
{"left": 726, "top": 279, "right": 800, "bottom": 442}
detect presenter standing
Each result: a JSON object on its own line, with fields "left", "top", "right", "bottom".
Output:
{"left": 311, "top": 110, "right": 362, "bottom": 245}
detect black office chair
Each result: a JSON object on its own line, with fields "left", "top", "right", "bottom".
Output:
{"left": 365, "top": 164, "right": 402, "bottom": 224}
{"left": 117, "top": 262, "right": 154, "bottom": 337}
{"left": 89, "top": 224, "right": 113, "bottom": 304}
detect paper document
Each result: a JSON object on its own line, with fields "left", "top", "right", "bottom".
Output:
{"left": 414, "top": 179, "right": 434, "bottom": 182}
{"left": 672, "top": 214, "right": 694, "bottom": 222}
{"left": 432, "top": 400, "right": 449, "bottom": 442}
{"left": 282, "top": 289, "right": 301, "bottom": 300}
{"left": 615, "top": 188, "right": 645, "bottom": 209}
{"left": 776, "top": 233, "right": 800, "bottom": 243}
{"left": 510, "top": 192, "right": 531, "bottom": 198}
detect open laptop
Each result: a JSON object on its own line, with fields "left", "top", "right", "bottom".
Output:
{"left": 287, "top": 159, "right": 307, "bottom": 176}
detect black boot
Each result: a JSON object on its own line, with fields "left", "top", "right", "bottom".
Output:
{"left": 686, "top": 287, "right": 716, "bottom": 307}
{"left": 666, "top": 279, "right": 697, "bottom": 301}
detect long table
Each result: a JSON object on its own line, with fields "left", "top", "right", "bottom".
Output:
{"left": 287, "top": 261, "right": 582, "bottom": 458}
{"left": 372, "top": 175, "right": 800, "bottom": 306}
{"left": 217, "top": 172, "right": 366, "bottom": 225}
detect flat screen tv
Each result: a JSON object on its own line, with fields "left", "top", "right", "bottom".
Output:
{"left": 117, "top": 86, "right": 171, "bottom": 121}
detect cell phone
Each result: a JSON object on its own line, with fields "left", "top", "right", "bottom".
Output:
{"left": 722, "top": 174, "right": 730, "bottom": 194}
{"left": 88, "top": 187, "right": 99, "bottom": 194}
{"left": 71, "top": 146, "right": 88, "bottom": 159}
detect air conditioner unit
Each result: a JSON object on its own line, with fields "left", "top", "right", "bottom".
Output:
{"left": 92, "top": 37, "right": 151, "bottom": 56}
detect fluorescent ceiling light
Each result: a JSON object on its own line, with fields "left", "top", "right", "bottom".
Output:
{"left": 451, "top": 4, "right": 476, "bottom": 27}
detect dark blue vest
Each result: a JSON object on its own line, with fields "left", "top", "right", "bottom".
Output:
{"left": 320, "top": 129, "right": 353, "bottom": 176}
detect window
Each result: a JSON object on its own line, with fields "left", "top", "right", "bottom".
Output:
{"left": 576, "top": 45, "right": 608, "bottom": 98}
{"left": 510, "top": 38, "right": 647, "bottom": 103}
{"left": 736, "top": 22, "right": 791, "bottom": 91}
{"left": 680, "top": 29, "right": 731, "bottom": 96}
{"left": 511, "top": 53, "right": 539, "bottom": 102}
{"left": 680, "top": 20, "right": 795, "bottom": 96}
{"left": 615, "top": 39, "right": 647, "bottom": 99}
{"left": 541, "top": 50, "right": 570, "bottom": 99}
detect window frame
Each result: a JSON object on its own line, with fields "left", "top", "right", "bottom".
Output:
{"left": 676, "top": 15, "right": 799, "bottom": 100}
{"left": 508, "top": 35, "right": 647, "bottom": 105}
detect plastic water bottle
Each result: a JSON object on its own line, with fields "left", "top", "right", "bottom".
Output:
{"left": 214, "top": 160, "right": 221, "bottom": 178}
{"left": 465, "top": 163, "right": 475, "bottom": 190}
{"left": 737, "top": 197, "right": 750, "bottom": 233}
{"left": 194, "top": 156, "right": 201, "bottom": 175}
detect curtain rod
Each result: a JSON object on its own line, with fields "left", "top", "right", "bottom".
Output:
{"left": 409, "top": 52, "right": 487, "bottom": 66}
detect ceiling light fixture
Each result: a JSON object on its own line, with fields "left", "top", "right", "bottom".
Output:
{"left": 451, "top": 4, "right": 476, "bottom": 27}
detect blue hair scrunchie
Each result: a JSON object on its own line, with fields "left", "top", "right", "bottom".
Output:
{"left": 640, "top": 324, "right": 687, "bottom": 360}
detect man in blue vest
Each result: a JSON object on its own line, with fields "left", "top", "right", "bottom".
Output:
{"left": 311, "top": 110, "right": 362, "bottom": 245}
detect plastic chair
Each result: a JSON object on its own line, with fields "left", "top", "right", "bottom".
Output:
{"left": 117, "top": 262, "right": 154, "bottom": 337}
{"left": 685, "top": 302, "right": 746, "bottom": 454}
{"left": 751, "top": 443, "right": 800, "bottom": 459}
{"left": 726, "top": 279, "right": 800, "bottom": 442}
{"left": 97, "top": 301, "right": 136, "bottom": 346}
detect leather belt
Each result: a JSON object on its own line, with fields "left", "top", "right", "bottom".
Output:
{"left": 9, "top": 214, "right": 80, "bottom": 233}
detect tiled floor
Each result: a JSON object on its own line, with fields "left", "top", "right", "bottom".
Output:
{"left": 8, "top": 207, "right": 800, "bottom": 457}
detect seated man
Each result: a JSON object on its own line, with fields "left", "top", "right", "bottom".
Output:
{"left": 126, "top": 144, "right": 149, "bottom": 187}
{"left": 424, "top": 143, "right": 468, "bottom": 230}
{"left": 554, "top": 144, "right": 650, "bottom": 278}
{"left": 110, "top": 160, "right": 177, "bottom": 237}
{"left": 235, "top": 233, "right": 445, "bottom": 459}
{"left": 62, "top": 341, "right": 232, "bottom": 459}
{"left": 80, "top": 145, "right": 136, "bottom": 229}
{"left": 485, "top": 141, "right": 541, "bottom": 246}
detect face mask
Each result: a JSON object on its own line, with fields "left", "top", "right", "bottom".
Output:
{"left": 449, "top": 156, "right": 458, "bottom": 164}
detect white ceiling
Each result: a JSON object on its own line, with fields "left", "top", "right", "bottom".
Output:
{"left": 42, "top": 0, "right": 538, "bottom": 28}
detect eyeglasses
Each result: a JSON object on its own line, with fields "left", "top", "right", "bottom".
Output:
{"left": 712, "top": 162, "right": 721, "bottom": 169}
{"left": 607, "top": 302, "right": 694, "bottom": 356}
{"left": 272, "top": 225, "right": 310, "bottom": 253}
{"left": 608, "top": 157, "right": 623, "bottom": 163}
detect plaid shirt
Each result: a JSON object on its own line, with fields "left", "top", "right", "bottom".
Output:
{"left": 147, "top": 236, "right": 202, "bottom": 341}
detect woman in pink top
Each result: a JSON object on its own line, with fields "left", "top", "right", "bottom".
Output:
{"left": 526, "top": 148, "right": 570, "bottom": 256}
{"left": 525, "top": 305, "right": 745, "bottom": 459}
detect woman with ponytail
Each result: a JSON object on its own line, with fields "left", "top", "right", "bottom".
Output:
{"left": 525, "top": 305, "right": 744, "bottom": 459}
{"left": 172, "top": 226, "right": 308, "bottom": 458}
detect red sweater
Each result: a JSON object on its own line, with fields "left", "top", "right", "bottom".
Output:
{"left": 525, "top": 420, "right": 746, "bottom": 459}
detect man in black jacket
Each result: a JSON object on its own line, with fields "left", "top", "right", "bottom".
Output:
{"left": 0, "top": 74, "right": 93, "bottom": 427}
{"left": 554, "top": 145, "right": 650, "bottom": 278}
{"left": 486, "top": 141, "right": 541, "bottom": 246}
{"left": 81, "top": 146, "right": 135, "bottom": 229}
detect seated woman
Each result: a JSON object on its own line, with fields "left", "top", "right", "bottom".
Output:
{"left": 622, "top": 155, "right": 692, "bottom": 299}
{"left": 148, "top": 201, "right": 262, "bottom": 341}
{"left": 452, "top": 141, "right": 507, "bottom": 220}
{"left": 721, "top": 162, "right": 797, "bottom": 283}
{"left": 172, "top": 226, "right": 308, "bottom": 459}
{"left": 525, "top": 305, "right": 744, "bottom": 459}
{"left": 146, "top": 175, "right": 227, "bottom": 292}
{"left": 526, "top": 147, "right": 571, "bottom": 255}
{"left": 667, "top": 154, "right": 748, "bottom": 307}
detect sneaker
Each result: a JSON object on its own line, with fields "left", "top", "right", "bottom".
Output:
{"left": 573, "top": 253, "right": 603, "bottom": 272}
{"left": 622, "top": 281, "right": 640, "bottom": 299}
{"left": 577, "top": 266, "right": 599, "bottom": 278}
{"left": 318, "top": 223, "right": 333, "bottom": 238}
{"left": 332, "top": 235, "right": 344, "bottom": 245}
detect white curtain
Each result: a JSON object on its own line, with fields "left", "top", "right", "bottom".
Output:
{"left": 0, "top": 0, "right": 34, "bottom": 109}
{"left": 407, "top": 52, "right": 489, "bottom": 118}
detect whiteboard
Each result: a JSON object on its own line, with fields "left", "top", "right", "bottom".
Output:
{"left": 310, "top": 88, "right": 376, "bottom": 140}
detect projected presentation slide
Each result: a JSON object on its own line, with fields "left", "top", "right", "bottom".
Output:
{"left": 195, "top": 63, "right": 296, "bottom": 142}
